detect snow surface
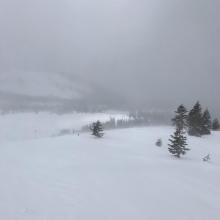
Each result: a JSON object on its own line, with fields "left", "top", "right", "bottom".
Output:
{"left": 0, "top": 118, "right": 220, "bottom": 220}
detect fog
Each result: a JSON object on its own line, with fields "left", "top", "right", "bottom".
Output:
{"left": 0, "top": 0, "right": 220, "bottom": 113}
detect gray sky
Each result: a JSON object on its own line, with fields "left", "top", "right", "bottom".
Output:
{"left": 0, "top": 0, "right": 220, "bottom": 112}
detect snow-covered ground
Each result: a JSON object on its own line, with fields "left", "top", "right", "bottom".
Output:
{"left": 0, "top": 114, "right": 220, "bottom": 220}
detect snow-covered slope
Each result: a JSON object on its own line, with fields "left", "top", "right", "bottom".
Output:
{"left": 0, "top": 125, "right": 220, "bottom": 220}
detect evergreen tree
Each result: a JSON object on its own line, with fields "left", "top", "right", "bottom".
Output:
{"left": 201, "top": 109, "right": 212, "bottom": 135}
{"left": 212, "top": 118, "right": 220, "bottom": 131}
{"left": 188, "top": 102, "right": 203, "bottom": 137}
{"left": 168, "top": 128, "right": 189, "bottom": 158}
{"left": 172, "top": 105, "right": 188, "bottom": 130}
{"left": 90, "top": 121, "right": 104, "bottom": 138}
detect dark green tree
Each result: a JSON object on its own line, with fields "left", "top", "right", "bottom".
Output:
{"left": 201, "top": 109, "right": 212, "bottom": 135}
{"left": 168, "top": 128, "right": 190, "bottom": 158}
{"left": 172, "top": 105, "right": 188, "bottom": 130}
{"left": 90, "top": 121, "right": 104, "bottom": 138}
{"left": 212, "top": 118, "right": 220, "bottom": 131}
{"left": 188, "top": 102, "right": 203, "bottom": 137}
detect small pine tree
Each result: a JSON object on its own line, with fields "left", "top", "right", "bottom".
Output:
{"left": 201, "top": 109, "right": 212, "bottom": 135}
{"left": 212, "top": 118, "right": 220, "bottom": 131}
{"left": 90, "top": 121, "right": 104, "bottom": 138}
{"left": 168, "top": 128, "right": 189, "bottom": 158}
{"left": 188, "top": 101, "right": 203, "bottom": 137}
{"left": 172, "top": 105, "right": 188, "bottom": 130}
{"left": 155, "top": 138, "right": 162, "bottom": 147}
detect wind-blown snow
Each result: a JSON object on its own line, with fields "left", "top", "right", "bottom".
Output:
{"left": 0, "top": 112, "right": 128, "bottom": 141}
{"left": 0, "top": 124, "right": 220, "bottom": 220}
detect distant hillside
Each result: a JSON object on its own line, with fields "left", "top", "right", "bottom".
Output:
{"left": 0, "top": 72, "right": 92, "bottom": 99}
{"left": 0, "top": 72, "right": 92, "bottom": 112}
{"left": 0, "top": 72, "right": 180, "bottom": 116}
{"left": 0, "top": 72, "right": 128, "bottom": 113}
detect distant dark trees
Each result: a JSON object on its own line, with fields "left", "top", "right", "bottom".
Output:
{"left": 82, "top": 118, "right": 140, "bottom": 132}
{"left": 90, "top": 121, "right": 104, "bottom": 138}
{"left": 212, "top": 118, "right": 220, "bottom": 131}
{"left": 81, "top": 110, "right": 176, "bottom": 133}
{"left": 82, "top": 113, "right": 167, "bottom": 132}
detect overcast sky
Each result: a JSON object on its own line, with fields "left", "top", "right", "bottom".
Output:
{"left": 0, "top": 0, "right": 220, "bottom": 112}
